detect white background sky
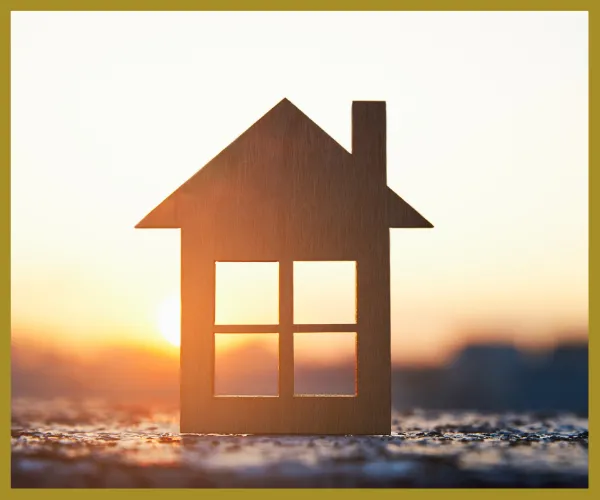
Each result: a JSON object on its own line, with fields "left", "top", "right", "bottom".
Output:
{"left": 11, "top": 11, "right": 588, "bottom": 364}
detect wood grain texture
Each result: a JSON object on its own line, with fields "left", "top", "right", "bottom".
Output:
{"left": 136, "top": 99, "right": 433, "bottom": 434}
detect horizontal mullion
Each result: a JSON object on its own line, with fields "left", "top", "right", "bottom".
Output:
{"left": 293, "top": 324, "right": 358, "bottom": 333}
{"left": 215, "top": 260, "right": 279, "bottom": 263}
{"left": 214, "top": 325, "right": 279, "bottom": 333}
{"left": 213, "top": 324, "right": 358, "bottom": 333}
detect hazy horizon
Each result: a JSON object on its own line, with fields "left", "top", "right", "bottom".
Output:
{"left": 11, "top": 331, "right": 588, "bottom": 416}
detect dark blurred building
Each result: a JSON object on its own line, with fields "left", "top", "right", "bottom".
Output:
{"left": 392, "top": 343, "right": 588, "bottom": 415}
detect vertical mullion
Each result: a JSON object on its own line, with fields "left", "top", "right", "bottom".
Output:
{"left": 279, "top": 260, "right": 294, "bottom": 398}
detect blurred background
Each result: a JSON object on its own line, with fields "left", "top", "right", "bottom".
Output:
{"left": 11, "top": 330, "right": 588, "bottom": 415}
{"left": 11, "top": 11, "right": 588, "bottom": 416}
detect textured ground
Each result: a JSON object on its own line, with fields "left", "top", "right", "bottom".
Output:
{"left": 11, "top": 398, "right": 588, "bottom": 488}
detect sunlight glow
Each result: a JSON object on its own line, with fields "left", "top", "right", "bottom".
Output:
{"left": 158, "top": 295, "right": 180, "bottom": 347}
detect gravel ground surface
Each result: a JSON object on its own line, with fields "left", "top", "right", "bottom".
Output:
{"left": 11, "top": 398, "right": 588, "bottom": 488}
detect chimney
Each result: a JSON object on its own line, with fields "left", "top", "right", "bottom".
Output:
{"left": 352, "top": 101, "right": 387, "bottom": 185}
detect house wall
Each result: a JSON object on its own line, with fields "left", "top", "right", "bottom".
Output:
{"left": 178, "top": 224, "right": 391, "bottom": 435}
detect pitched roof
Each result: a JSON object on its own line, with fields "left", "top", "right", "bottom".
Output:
{"left": 136, "top": 98, "right": 432, "bottom": 229}
{"left": 388, "top": 189, "right": 433, "bottom": 228}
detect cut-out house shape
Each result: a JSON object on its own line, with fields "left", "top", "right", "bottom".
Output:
{"left": 136, "top": 98, "right": 432, "bottom": 435}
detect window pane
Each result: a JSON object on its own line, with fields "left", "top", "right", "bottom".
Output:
{"left": 214, "top": 333, "right": 279, "bottom": 396}
{"left": 215, "top": 262, "right": 279, "bottom": 325}
{"left": 293, "top": 261, "right": 356, "bottom": 324}
{"left": 294, "top": 332, "right": 356, "bottom": 396}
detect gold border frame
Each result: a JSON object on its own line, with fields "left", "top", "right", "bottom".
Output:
{"left": 3, "top": 3, "right": 592, "bottom": 496}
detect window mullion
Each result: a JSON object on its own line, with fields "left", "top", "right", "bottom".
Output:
{"left": 279, "top": 260, "right": 294, "bottom": 398}
{"left": 293, "top": 324, "right": 358, "bottom": 333}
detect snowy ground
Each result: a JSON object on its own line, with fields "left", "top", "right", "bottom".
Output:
{"left": 11, "top": 398, "right": 588, "bottom": 488}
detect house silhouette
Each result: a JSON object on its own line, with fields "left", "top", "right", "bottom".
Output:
{"left": 136, "top": 98, "right": 432, "bottom": 434}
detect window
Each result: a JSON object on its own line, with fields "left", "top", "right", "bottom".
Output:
{"left": 214, "top": 333, "right": 279, "bottom": 396}
{"left": 294, "top": 332, "right": 356, "bottom": 396}
{"left": 293, "top": 261, "right": 357, "bottom": 324}
{"left": 213, "top": 260, "right": 357, "bottom": 397}
{"left": 215, "top": 262, "right": 279, "bottom": 325}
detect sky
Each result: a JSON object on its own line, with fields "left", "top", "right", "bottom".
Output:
{"left": 10, "top": 11, "right": 588, "bottom": 365}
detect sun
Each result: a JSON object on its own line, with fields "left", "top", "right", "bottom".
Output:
{"left": 157, "top": 295, "right": 181, "bottom": 347}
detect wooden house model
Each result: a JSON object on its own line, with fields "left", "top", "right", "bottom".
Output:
{"left": 136, "top": 98, "right": 432, "bottom": 434}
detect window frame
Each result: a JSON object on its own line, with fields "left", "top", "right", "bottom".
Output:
{"left": 212, "top": 259, "right": 358, "bottom": 398}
